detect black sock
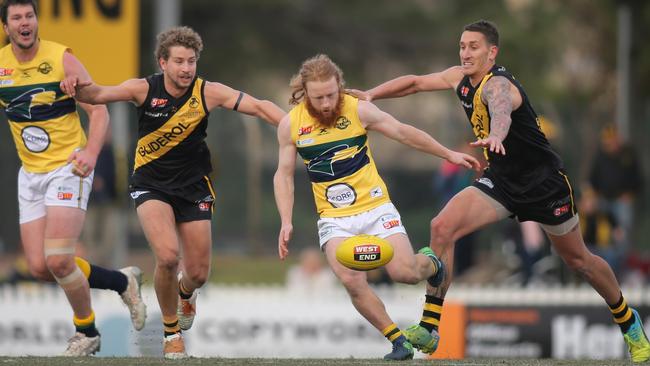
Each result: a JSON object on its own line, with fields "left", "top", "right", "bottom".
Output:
{"left": 87, "top": 264, "right": 128, "bottom": 294}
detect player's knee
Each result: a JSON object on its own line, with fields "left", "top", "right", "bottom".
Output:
{"left": 337, "top": 270, "right": 365, "bottom": 292}
{"left": 156, "top": 254, "right": 180, "bottom": 272}
{"left": 45, "top": 255, "right": 77, "bottom": 278}
{"left": 430, "top": 216, "right": 453, "bottom": 245}
{"left": 184, "top": 266, "right": 209, "bottom": 287}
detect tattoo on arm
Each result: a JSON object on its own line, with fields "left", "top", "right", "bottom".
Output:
{"left": 482, "top": 76, "right": 513, "bottom": 141}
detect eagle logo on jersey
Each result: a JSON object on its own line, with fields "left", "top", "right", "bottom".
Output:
{"left": 6, "top": 87, "right": 54, "bottom": 119}
{"left": 307, "top": 144, "right": 351, "bottom": 176}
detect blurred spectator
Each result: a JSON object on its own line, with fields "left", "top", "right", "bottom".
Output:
{"left": 432, "top": 143, "right": 479, "bottom": 277}
{"left": 286, "top": 247, "right": 337, "bottom": 293}
{"left": 81, "top": 134, "right": 119, "bottom": 267}
{"left": 588, "top": 124, "right": 643, "bottom": 241}
{"left": 579, "top": 187, "right": 625, "bottom": 277}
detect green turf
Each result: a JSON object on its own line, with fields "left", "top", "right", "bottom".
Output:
{"left": 0, "top": 358, "right": 635, "bottom": 366}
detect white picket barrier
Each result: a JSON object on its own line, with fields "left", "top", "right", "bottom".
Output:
{"left": 1, "top": 283, "right": 649, "bottom": 358}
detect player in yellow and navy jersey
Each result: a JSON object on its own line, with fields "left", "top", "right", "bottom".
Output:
{"left": 0, "top": 0, "right": 145, "bottom": 356}
{"left": 274, "top": 54, "right": 479, "bottom": 360}
{"left": 357, "top": 19, "right": 650, "bottom": 362}
{"left": 61, "top": 26, "right": 285, "bottom": 359}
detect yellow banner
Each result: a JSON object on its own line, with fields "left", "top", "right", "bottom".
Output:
{"left": 10, "top": 0, "right": 140, "bottom": 85}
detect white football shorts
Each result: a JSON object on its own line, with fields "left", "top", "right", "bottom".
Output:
{"left": 18, "top": 163, "right": 94, "bottom": 224}
{"left": 317, "top": 202, "right": 406, "bottom": 247}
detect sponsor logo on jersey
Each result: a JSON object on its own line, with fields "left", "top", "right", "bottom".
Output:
{"left": 297, "top": 138, "right": 314, "bottom": 146}
{"left": 461, "top": 86, "right": 470, "bottom": 97}
{"left": 462, "top": 101, "right": 473, "bottom": 109}
{"left": 0, "top": 79, "right": 14, "bottom": 86}
{"left": 198, "top": 202, "right": 211, "bottom": 211}
{"left": 0, "top": 68, "right": 14, "bottom": 76}
{"left": 298, "top": 126, "right": 313, "bottom": 136}
{"left": 317, "top": 128, "right": 329, "bottom": 135}
{"left": 150, "top": 98, "right": 168, "bottom": 108}
{"left": 21, "top": 125, "right": 50, "bottom": 153}
{"left": 554, "top": 204, "right": 570, "bottom": 217}
{"left": 326, "top": 183, "right": 356, "bottom": 208}
{"left": 137, "top": 121, "right": 190, "bottom": 157}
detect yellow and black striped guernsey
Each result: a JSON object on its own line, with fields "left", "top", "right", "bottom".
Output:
{"left": 290, "top": 94, "right": 390, "bottom": 218}
{"left": 133, "top": 74, "right": 211, "bottom": 191}
{"left": 0, "top": 40, "right": 85, "bottom": 173}
{"left": 456, "top": 64, "right": 562, "bottom": 193}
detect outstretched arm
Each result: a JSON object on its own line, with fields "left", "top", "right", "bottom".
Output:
{"left": 469, "top": 75, "right": 519, "bottom": 155}
{"left": 273, "top": 115, "right": 298, "bottom": 259}
{"left": 352, "top": 66, "right": 464, "bottom": 101}
{"left": 61, "top": 51, "right": 147, "bottom": 105}
{"left": 358, "top": 101, "right": 480, "bottom": 170}
{"left": 203, "top": 81, "right": 285, "bottom": 126}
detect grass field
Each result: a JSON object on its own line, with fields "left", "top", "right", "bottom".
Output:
{"left": 0, "top": 358, "right": 635, "bottom": 366}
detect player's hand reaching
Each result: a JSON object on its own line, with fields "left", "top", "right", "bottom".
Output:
{"left": 345, "top": 89, "right": 372, "bottom": 101}
{"left": 470, "top": 135, "right": 506, "bottom": 155}
{"left": 60, "top": 76, "right": 92, "bottom": 97}
{"left": 278, "top": 224, "right": 293, "bottom": 260}
{"left": 447, "top": 150, "right": 481, "bottom": 171}
{"left": 67, "top": 148, "right": 97, "bottom": 178}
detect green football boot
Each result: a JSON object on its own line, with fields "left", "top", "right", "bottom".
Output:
{"left": 404, "top": 324, "right": 440, "bottom": 354}
{"left": 624, "top": 309, "right": 650, "bottom": 363}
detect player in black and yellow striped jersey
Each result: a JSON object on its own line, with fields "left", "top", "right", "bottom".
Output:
{"left": 274, "top": 54, "right": 480, "bottom": 360}
{"left": 0, "top": 0, "right": 146, "bottom": 356}
{"left": 61, "top": 26, "right": 285, "bottom": 359}
{"left": 358, "top": 19, "right": 650, "bottom": 362}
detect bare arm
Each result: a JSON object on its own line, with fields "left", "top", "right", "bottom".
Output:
{"left": 358, "top": 101, "right": 480, "bottom": 170}
{"left": 203, "top": 81, "right": 285, "bottom": 126}
{"left": 273, "top": 115, "right": 298, "bottom": 259}
{"left": 75, "top": 78, "right": 149, "bottom": 106}
{"left": 363, "top": 66, "right": 464, "bottom": 101}
{"left": 469, "top": 75, "right": 519, "bottom": 155}
{"left": 61, "top": 51, "right": 147, "bottom": 105}
{"left": 61, "top": 51, "right": 109, "bottom": 176}
{"left": 66, "top": 101, "right": 109, "bottom": 177}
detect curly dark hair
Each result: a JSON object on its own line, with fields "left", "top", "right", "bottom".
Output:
{"left": 154, "top": 26, "right": 204, "bottom": 62}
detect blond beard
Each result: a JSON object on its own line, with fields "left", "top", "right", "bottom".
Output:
{"left": 306, "top": 94, "right": 344, "bottom": 128}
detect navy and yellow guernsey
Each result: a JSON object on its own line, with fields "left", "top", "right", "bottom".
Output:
{"left": 291, "top": 94, "right": 390, "bottom": 218}
{"left": 0, "top": 40, "right": 85, "bottom": 173}
{"left": 132, "top": 74, "right": 211, "bottom": 191}
{"left": 456, "top": 65, "right": 562, "bottom": 193}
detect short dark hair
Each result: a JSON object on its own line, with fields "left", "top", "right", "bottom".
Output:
{"left": 464, "top": 20, "right": 499, "bottom": 47}
{"left": 1, "top": 0, "right": 37, "bottom": 25}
